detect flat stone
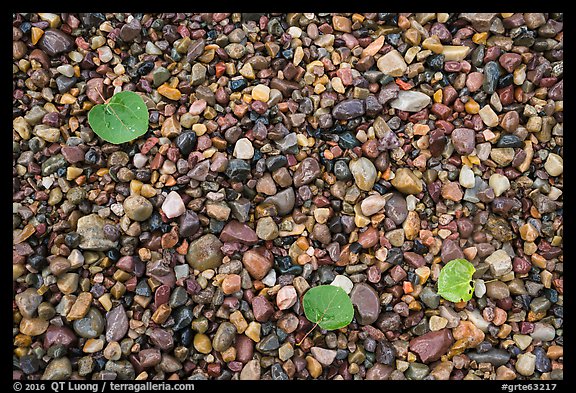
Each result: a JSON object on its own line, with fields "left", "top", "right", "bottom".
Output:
{"left": 39, "top": 29, "right": 74, "bottom": 56}
{"left": 377, "top": 49, "right": 407, "bottom": 77}
{"left": 220, "top": 220, "right": 258, "bottom": 245}
{"left": 76, "top": 214, "right": 118, "bottom": 251}
{"left": 106, "top": 305, "right": 128, "bottom": 342}
{"left": 293, "top": 157, "right": 321, "bottom": 187}
{"left": 331, "top": 275, "right": 354, "bottom": 294}
{"left": 311, "top": 347, "right": 338, "bottom": 366}
{"left": 332, "top": 99, "right": 365, "bottom": 120}
{"left": 350, "top": 282, "right": 381, "bottom": 325}
{"left": 409, "top": 329, "right": 454, "bottom": 363}
{"left": 390, "top": 90, "right": 431, "bottom": 112}
{"left": 276, "top": 285, "right": 297, "bottom": 310}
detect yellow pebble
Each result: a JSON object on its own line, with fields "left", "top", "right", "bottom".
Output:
{"left": 465, "top": 99, "right": 480, "bottom": 114}
{"left": 314, "top": 84, "right": 326, "bottom": 94}
{"left": 296, "top": 134, "right": 308, "bottom": 147}
{"left": 192, "top": 123, "right": 207, "bottom": 136}
{"left": 66, "top": 167, "right": 83, "bottom": 181}
{"left": 140, "top": 184, "right": 156, "bottom": 198}
{"left": 203, "top": 147, "right": 217, "bottom": 158}
{"left": 157, "top": 84, "right": 182, "bottom": 101}
{"left": 96, "top": 168, "right": 109, "bottom": 176}
{"left": 252, "top": 84, "right": 271, "bottom": 102}
{"left": 31, "top": 27, "right": 44, "bottom": 45}
{"left": 433, "top": 89, "right": 443, "bottom": 103}
{"left": 59, "top": 93, "right": 76, "bottom": 104}
{"left": 98, "top": 294, "right": 112, "bottom": 312}
{"left": 130, "top": 179, "right": 143, "bottom": 195}
{"left": 472, "top": 32, "right": 488, "bottom": 45}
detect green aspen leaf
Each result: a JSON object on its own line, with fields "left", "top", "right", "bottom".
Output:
{"left": 437, "top": 258, "right": 476, "bottom": 303}
{"left": 302, "top": 285, "right": 354, "bottom": 330}
{"left": 88, "top": 91, "right": 149, "bottom": 144}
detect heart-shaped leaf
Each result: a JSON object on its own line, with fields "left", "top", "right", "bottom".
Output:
{"left": 88, "top": 91, "right": 149, "bottom": 144}
{"left": 302, "top": 285, "right": 354, "bottom": 330}
{"left": 437, "top": 258, "right": 476, "bottom": 303}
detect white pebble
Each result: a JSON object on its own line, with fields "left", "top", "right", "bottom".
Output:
{"left": 261, "top": 269, "right": 277, "bottom": 287}
{"left": 233, "top": 138, "right": 255, "bottom": 159}
{"left": 162, "top": 191, "right": 186, "bottom": 219}
{"left": 330, "top": 275, "right": 353, "bottom": 294}
{"left": 489, "top": 173, "right": 510, "bottom": 197}
{"left": 133, "top": 153, "right": 148, "bottom": 168}
{"left": 459, "top": 165, "right": 476, "bottom": 189}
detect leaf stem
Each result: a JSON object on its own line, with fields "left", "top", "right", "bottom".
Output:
{"left": 94, "top": 88, "right": 131, "bottom": 132}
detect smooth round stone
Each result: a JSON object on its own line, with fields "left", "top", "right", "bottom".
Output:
{"left": 20, "top": 318, "right": 49, "bottom": 336}
{"left": 123, "top": 195, "right": 153, "bottom": 221}
{"left": 73, "top": 308, "right": 105, "bottom": 339}
{"left": 186, "top": 234, "right": 224, "bottom": 271}
{"left": 544, "top": 153, "right": 563, "bottom": 176}
{"left": 360, "top": 194, "right": 387, "bottom": 216}
{"left": 333, "top": 160, "right": 352, "bottom": 180}
{"left": 212, "top": 322, "right": 237, "bottom": 352}
{"left": 330, "top": 275, "right": 353, "bottom": 294}
{"left": 485, "top": 281, "right": 510, "bottom": 300}
{"left": 233, "top": 138, "right": 255, "bottom": 159}
{"left": 384, "top": 192, "right": 408, "bottom": 225}
{"left": 467, "top": 349, "right": 511, "bottom": 366}
{"left": 194, "top": 333, "right": 212, "bottom": 354}
{"left": 350, "top": 157, "right": 377, "bottom": 191}
{"left": 451, "top": 128, "right": 476, "bottom": 155}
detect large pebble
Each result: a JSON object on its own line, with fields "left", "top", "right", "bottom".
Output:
{"left": 123, "top": 195, "right": 153, "bottom": 221}
{"left": 350, "top": 158, "right": 377, "bottom": 191}
{"left": 409, "top": 329, "right": 454, "bottom": 363}
{"left": 186, "top": 234, "right": 224, "bottom": 271}
{"left": 350, "top": 283, "right": 381, "bottom": 325}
